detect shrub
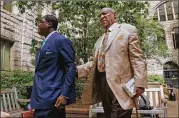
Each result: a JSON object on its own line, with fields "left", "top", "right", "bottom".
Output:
{"left": 75, "top": 78, "right": 85, "bottom": 99}
{"left": 1, "top": 70, "right": 84, "bottom": 99}
{"left": 1, "top": 70, "right": 34, "bottom": 98}
{"left": 148, "top": 74, "right": 165, "bottom": 84}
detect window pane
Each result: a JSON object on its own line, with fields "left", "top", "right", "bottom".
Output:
{"left": 153, "top": 11, "right": 158, "bottom": 21}
{"left": 173, "top": 1, "right": 179, "bottom": 19}
{"left": 0, "top": 41, "right": 4, "bottom": 70}
{"left": 0, "top": 40, "right": 11, "bottom": 71}
{"left": 168, "top": 14, "right": 173, "bottom": 20}
{"left": 176, "top": 13, "right": 179, "bottom": 19}
{"left": 173, "top": 1, "right": 179, "bottom": 13}
{"left": 3, "top": 1, "right": 12, "bottom": 12}
{"left": 166, "top": 2, "right": 173, "bottom": 20}
{"left": 4, "top": 42, "right": 10, "bottom": 70}
{"left": 159, "top": 4, "right": 165, "bottom": 15}
{"left": 160, "top": 15, "right": 166, "bottom": 21}
{"left": 159, "top": 4, "right": 166, "bottom": 21}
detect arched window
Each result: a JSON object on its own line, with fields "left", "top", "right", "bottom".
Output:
{"left": 153, "top": 1, "right": 179, "bottom": 21}
{"left": 163, "top": 61, "right": 179, "bottom": 88}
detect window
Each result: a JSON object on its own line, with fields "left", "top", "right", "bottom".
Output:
{"left": 153, "top": 1, "right": 179, "bottom": 21}
{"left": 163, "top": 61, "right": 179, "bottom": 88}
{"left": 166, "top": 2, "right": 173, "bottom": 20}
{"left": 160, "top": 15, "right": 166, "bottom": 21}
{"left": 153, "top": 11, "right": 158, "bottom": 21}
{"left": 0, "top": 40, "right": 12, "bottom": 71}
{"left": 3, "top": 1, "right": 12, "bottom": 12}
{"left": 167, "top": 14, "right": 173, "bottom": 20}
{"left": 172, "top": 27, "right": 179, "bottom": 49}
{"left": 159, "top": 5, "right": 166, "bottom": 21}
{"left": 164, "top": 71, "right": 170, "bottom": 81}
{"left": 173, "top": 1, "right": 179, "bottom": 19}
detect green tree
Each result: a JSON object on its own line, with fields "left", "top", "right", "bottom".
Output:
{"left": 16, "top": 1, "right": 168, "bottom": 63}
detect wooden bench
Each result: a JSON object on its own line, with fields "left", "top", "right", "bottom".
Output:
{"left": 0, "top": 87, "right": 30, "bottom": 117}
{"left": 89, "top": 85, "right": 168, "bottom": 118}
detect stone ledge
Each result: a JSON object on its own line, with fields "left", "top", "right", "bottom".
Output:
{"left": 66, "top": 108, "right": 89, "bottom": 115}
{"left": 65, "top": 100, "right": 89, "bottom": 115}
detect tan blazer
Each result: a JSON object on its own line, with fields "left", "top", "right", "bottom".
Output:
{"left": 77, "top": 23, "right": 147, "bottom": 110}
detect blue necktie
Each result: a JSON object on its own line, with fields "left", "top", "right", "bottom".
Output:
{"left": 37, "top": 40, "right": 46, "bottom": 63}
{"left": 41, "top": 40, "right": 46, "bottom": 49}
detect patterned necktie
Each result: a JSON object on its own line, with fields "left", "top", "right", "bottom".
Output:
{"left": 98, "top": 31, "right": 109, "bottom": 70}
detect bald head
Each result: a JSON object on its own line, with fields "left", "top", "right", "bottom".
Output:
{"left": 101, "top": 7, "right": 116, "bottom": 14}
{"left": 100, "top": 7, "right": 117, "bottom": 30}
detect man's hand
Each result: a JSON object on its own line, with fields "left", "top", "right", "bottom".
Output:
{"left": 55, "top": 96, "right": 67, "bottom": 108}
{"left": 134, "top": 87, "right": 145, "bottom": 98}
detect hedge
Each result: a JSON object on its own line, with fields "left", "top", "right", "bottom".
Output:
{"left": 148, "top": 74, "right": 165, "bottom": 84}
{"left": 1, "top": 71, "right": 34, "bottom": 98}
{"left": 1, "top": 71, "right": 84, "bottom": 99}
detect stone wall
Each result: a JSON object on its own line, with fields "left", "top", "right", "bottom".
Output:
{"left": 146, "top": 1, "right": 179, "bottom": 76}
{"left": 146, "top": 56, "right": 175, "bottom": 76}
{"left": 146, "top": 58, "right": 163, "bottom": 76}
{"left": 1, "top": 3, "right": 52, "bottom": 71}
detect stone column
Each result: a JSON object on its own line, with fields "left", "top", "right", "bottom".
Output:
{"left": 157, "top": 8, "right": 160, "bottom": 21}
{"left": 164, "top": 3, "right": 168, "bottom": 21}
{"left": 171, "top": 2, "right": 176, "bottom": 20}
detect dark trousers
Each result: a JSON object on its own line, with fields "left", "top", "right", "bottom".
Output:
{"left": 97, "top": 72, "right": 133, "bottom": 118}
{"left": 34, "top": 108, "right": 66, "bottom": 118}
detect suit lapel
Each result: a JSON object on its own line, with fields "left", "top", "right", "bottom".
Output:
{"left": 35, "top": 51, "right": 39, "bottom": 69}
{"left": 105, "top": 24, "right": 121, "bottom": 52}
{"left": 35, "top": 32, "right": 58, "bottom": 70}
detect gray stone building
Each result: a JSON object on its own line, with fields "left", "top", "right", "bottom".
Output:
{"left": 0, "top": 1, "right": 52, "bottom": 71}
{"left": 148, "top": 1, "right": 179, "bottom": 87}
{"left": 0, "top": 1, "right": 178, "bottom": 86}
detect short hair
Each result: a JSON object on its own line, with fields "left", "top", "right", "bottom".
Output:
{"left": 44, "top": 15, "right": 58, "bottom": 30}
{"left": 101, "top": 7, "right": 116, "bottom": 14}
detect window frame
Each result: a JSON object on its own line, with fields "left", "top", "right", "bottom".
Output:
{"left": 0, "top": 40, "right": 12, "bottom": 71}
{"left": 2, "top": 1, "right": 12, "bottom": 13}
{"left": 153, "top": 1, "right": 178, "bottom": 21}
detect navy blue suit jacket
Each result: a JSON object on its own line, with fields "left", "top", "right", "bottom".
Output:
{"left": 30, "top": 32, "right": 76, "bottom": 109}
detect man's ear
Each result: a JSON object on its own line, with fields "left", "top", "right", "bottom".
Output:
{"left": 48, "top": 22, "right": 52, "bottom": 28}
{"left": 114, "top": 13, "right": 117, "bottom": 19}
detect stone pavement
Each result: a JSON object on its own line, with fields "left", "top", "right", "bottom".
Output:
{"left": 167, "top": 101, "right": 178, "bottom": 118}
{"left": 65, "top": 100, "right": 179, "bottom": 118}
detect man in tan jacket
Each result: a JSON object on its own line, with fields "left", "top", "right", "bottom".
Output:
{"left": 77, "top": 7, "right": 147, "bottom": 118}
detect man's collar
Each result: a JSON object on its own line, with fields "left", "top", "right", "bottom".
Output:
{"left": 108, "top": 22, "right": 118, "bottom": 32}
{"left": 44, "top": 31, "right": 57, "bottom": 41}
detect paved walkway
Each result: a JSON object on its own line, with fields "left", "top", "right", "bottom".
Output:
{"left": 131, "top": 100, "right": 179, "bottom": 118}
{"left": 66, "top": 100, "right": 178, "bottom": 118}
{"left": 167, "top": 101, "right": 178, "bottom": 118}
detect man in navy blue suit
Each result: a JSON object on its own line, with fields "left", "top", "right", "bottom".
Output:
{"left": 30, "top": 15, "right": 76, "bottom": 118}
